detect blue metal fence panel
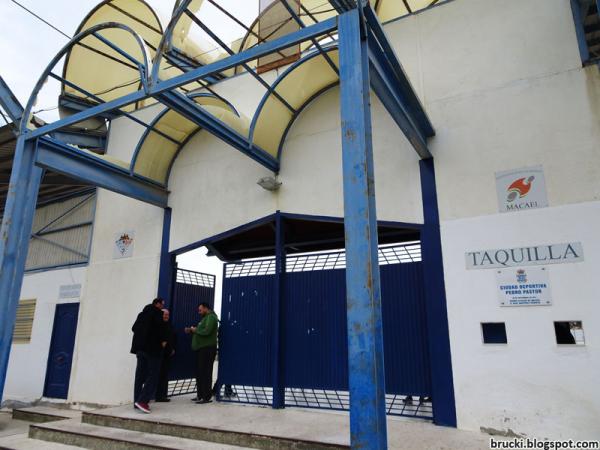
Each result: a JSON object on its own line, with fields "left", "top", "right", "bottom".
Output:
{"left": 380, "top": 263, "right": 431, "bottom": 396}
{"left": 169, "top": 269, "right": 215, "bottom": 384}
{"left": 219, "top": 274, "right": 275, "bottom": 387}
{"left": 284, "top": 269, "right": 348, "bottom": 391}
{"left": 219, "top": 245, "right": 432, "bottom": 418}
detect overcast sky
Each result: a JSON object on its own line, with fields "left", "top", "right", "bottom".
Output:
{"left": 0, "top": 0, "right": 266, "bottom": 312}
{"left": 0, "top": 0, "right": 259, "bottom": 122}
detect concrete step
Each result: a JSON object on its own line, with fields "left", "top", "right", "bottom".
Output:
{"left": 82, "top": 410, "right": 349, "bottom": 450}
{"left": 0, "top": 432, "right": 84, "bottom": 450}
{"left": 12, "top": 406, "right": 80, "bottom": 423}
{"left": 29, "top": 419, "right": 250, "bottom": 450}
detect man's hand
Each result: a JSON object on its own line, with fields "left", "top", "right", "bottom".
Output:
{"left": 161, "top": 341, "right": 167, "bottom": 348}
{"left": 170, "top": 350, "right": 175, "bottom": 357}
{"left": 190, "top": 326, "right": 197, "bottom": 333}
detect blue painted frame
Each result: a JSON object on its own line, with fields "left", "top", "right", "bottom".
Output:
{"left": 23, "top": 17, "right": 339, "bottom": 141}
{"left": 130, "top": 92, "right": 240, "bottom": 181}
{"left": 35, "top": 137, "right": 168, "bottom": 207}
{"left": 0, "top": 137, "right": 43, "bottom": 398}
{"left": 338, "top": 8, "right": 388, "bottom": 448}
{"left": 0, "top": 76, "right": 24, "bottom": 126}
{"left": 419, "top": 158, "right": 457, "bottom": 427}
{"left": 272, "top": 211, "right": 286, "bottom": 408}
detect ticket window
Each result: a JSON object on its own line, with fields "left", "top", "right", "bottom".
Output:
{"left": 481, "top": 322, "right": 507, "bottom": 344}
{"left": 554, "top": 321, "right": 585, "bottom": 345}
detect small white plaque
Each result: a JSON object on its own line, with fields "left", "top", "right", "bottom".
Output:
{"left": 59, "top": 284, "right": 81, "bottom": 300}
{"left": 496, "top": 267, "right": 551, "bottom": 307}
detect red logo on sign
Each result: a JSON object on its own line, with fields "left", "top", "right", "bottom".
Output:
{"left": 507, "top": 176, "right": 535, "bottom": 202}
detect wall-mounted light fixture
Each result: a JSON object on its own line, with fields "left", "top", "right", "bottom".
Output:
{"left": 257, "top": 176, "right": 282, "bottom": 191}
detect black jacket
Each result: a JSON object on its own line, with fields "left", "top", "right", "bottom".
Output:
{"left": 162, "top": 321, "right": 177, "bottom": 356}
{"left": 130, "top": 304, "right": 166, "bottom": 356}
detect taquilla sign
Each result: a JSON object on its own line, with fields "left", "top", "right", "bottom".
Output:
{"left": 466, "top": 242, "right": 583, "bottom": 269}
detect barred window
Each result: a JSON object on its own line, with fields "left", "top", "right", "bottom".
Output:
{"left": 13, "top": 299, "right": 36, "bottom": 344}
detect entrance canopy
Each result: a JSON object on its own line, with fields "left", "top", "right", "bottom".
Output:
{"left": 175, "top": 212, "right": 421, "bottom": 261}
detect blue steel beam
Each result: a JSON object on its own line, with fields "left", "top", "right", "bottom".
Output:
{"left": 49, "top": 130, "right": 106, "bottom": 150}
{"left": 338, "top": 9, "right": 388, "bottom": 450}
{"left": 419, "top": 158, "right": 457, "bottom": 427}
{"left": 156, "top": 91, "right": 280, "bottom": 172}
{"left": 0, "top": 76, "right": 24, "bottom": 126}
{"left": 157, "top": 208, "right": 175, "bottom": 303}
{"left": 184, "top": 10, "right": 297, "bottom": 114}
{"left": 279, "top": 0, "right": 340, "bottom": 75}
{"left": 49, "top": 73, "right": 181, "bottom": 146}
{"left": 272, "top": 211, "right": 286, "bottom": 409}
{"left": 363, "top": 6, "right": 435, "bottom": 138}
{"left": 368, "top": 34, "right": 431, "bottom": 159}
{"left": 35, "top": 137, "right": 168, "bottom": 207}
{"left": 24, "top": 16, "right": 339, "bottom": 141}
{"left": 0, "top": 138, "right": 44, "bottom": 402}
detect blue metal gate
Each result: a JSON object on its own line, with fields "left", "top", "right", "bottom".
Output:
{"left": 167, "top": 268, "right": 215, "bottom": 396}
{"left": 218, "top": 243, "right": 433, "bottom": 419}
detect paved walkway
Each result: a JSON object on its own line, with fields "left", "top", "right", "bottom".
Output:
{"left": 94, "top": 394, "right": 492, "bottom": 449}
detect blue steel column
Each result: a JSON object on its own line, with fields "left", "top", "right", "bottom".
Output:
{"left": 271, "top": 211, "right": 286, "bottom": 408}
{"left": 339, "top": 8, "right": 388, "bottom": 449}
{"left": 0, "top": 137, "right": 43, "bottom": 401}
{"left": 157, "top": 207, "right": 175, "bottom": 307}
{"left": 419, "top": 158, "right": 457, "bottom": 427}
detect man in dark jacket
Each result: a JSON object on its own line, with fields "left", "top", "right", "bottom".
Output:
{"left": 131, "top": 298, "right": 167, "bottom": 413}
{"left": 155, "top": 308, "right": 177, "bottom": 402}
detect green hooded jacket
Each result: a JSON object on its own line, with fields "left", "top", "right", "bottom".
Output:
{"left": 192, "top": 311, "right": 218, "bottom": 350}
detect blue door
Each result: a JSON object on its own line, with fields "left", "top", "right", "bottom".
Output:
{"left": 168, "top": 268, "right": 216, "bottom": 394}
{"left": 43, "top": 303, "right": 79, "bottom": 399}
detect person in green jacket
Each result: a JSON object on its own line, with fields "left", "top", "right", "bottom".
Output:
{"left": 185, "top": 302, "right": 218, "bottom": 404}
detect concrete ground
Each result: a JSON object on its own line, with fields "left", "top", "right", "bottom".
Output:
{"left": 0, "top": 411, "right": 82, "bottom": 449}
{"left": 93, "top": 394, "right": 492, "bottom": 449}
{"left": 0, "top": 411, "right": 29, "bottom": 439}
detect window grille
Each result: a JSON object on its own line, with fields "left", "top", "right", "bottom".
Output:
{"left": 225, "top": 243, "right": 422, "bottom": 278}
{"left": 217, "top": 385, "right": 433, "bottom": 420}
{"left": 13, "top": 299, "right": 36, "bottom": 344}
{"left": 176, "top": 269, "right": 215, "bottom": 287}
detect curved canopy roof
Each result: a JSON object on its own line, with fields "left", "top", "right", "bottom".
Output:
{"left": 130, "top": 46, "right": 339, "bottom": 185}
{"left": 48, "top": 0, "right": 441, "bottom": 187}
{"left": 61, "top": 0, "right": 163, "bottom": 112}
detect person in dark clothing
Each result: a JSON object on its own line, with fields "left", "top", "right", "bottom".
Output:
{"left": 211, "top": 317, "right": 236, "bottom": 399}
{"left": 131, "top": 297, "right": 167, "bottom": 414}
{"left": 185, "top": 302, "right": 218, "bottom": 404}
{"left": 156, "top": 309, "right": 177, "bottom": 402}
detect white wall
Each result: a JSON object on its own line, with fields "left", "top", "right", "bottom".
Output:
{"left": 3, "top": 266, "right": 86, "bottom": 404}
{"left": 67, "top": 104, "right": 166, "bottom": 405}
{"left": 390, "top": 0, "right": 600, "bottom": 439}
{"left": 168, "top": 87, "right": 424, "bottom": 251}
{"left": 442, "top": 201, "right": 600, "bottom": 439}
{"left": 67, "top": 188, "right": 164, "bottom": 406}
{"left": 58, "top": 0, "right": 600, "bottom": 439}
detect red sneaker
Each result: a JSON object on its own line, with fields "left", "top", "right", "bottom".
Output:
{"left": 134, "top": 402, "right": 151, "bottom": 414}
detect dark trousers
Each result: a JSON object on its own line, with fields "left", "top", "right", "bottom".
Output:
{"left": 134, "top": 351, "right": 161, "bottom": 404}
{"left": 195, "top": 346, "right": 217, "bottom": 401}
{"left": 156, "top": 353, "right": 173, "bottom": 400}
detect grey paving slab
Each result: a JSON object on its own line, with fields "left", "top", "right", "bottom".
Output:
{"left": 88, "top": 395, "right": 492, "bottom": 449}
{"left": 0, "top": 413, "right": 29, "bottom": 438}
{"left": 0, "top": 432, "right": 84, "bottom": 450}
{"left": 31, "top": 419, "right": 251, "bottom": 450}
